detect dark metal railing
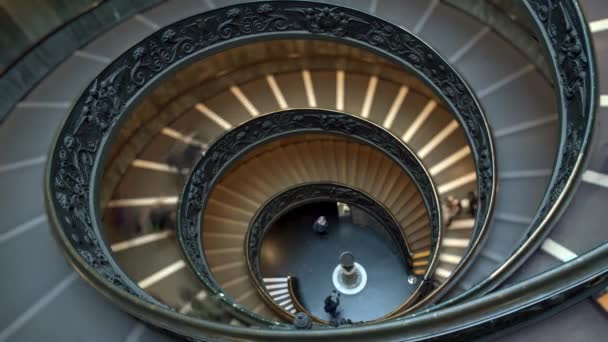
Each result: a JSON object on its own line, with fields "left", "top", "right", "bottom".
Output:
{"left": 430, "top": 0, "right": 597, "bottom": 309}
{"left": 43, "top": 0, "right": 601, "bottom": 340}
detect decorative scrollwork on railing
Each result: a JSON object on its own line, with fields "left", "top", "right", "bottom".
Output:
{"left": 46, "top": 0, "right": 502, "bottom": 336}
{"left": 525, "top": 0, "right": 591, "bottom": 221}
{"left": 527, "top": 0, "right": 592, "bottom": 213}
{"left": 51, "top": 65, "right": 150, "bottom": 300}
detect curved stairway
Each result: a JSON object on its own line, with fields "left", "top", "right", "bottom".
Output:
{"left": 202, "top": 132, "right": 438, "bottom": 321}
{"left": 0, "top": 0, "right": 607, "bottom": 341}
{"left": 101, "top": 49, "right": 476, "bottom": 320}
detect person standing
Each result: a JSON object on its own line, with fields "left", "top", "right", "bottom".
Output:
{"left": 313, "top": 216, "right": 329, "bottom": 235}
{"left": 324, "top": 290, "right": 340, "bottom": 318}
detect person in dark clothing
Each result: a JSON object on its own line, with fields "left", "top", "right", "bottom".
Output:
{"left": 324, "top": 290, "right": 340, "bottom": 317}
{"left": 313, "top": 216, "right": 328, "bottom": 235}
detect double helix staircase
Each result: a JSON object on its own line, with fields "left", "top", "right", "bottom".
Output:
{"left": 0, "top": 0, "right": 607, "bottom": 341}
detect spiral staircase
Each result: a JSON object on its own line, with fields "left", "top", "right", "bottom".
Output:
{"left": 1, "top": 0, "right": 607, "bottom": 341}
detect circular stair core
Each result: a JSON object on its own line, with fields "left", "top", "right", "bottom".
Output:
{"left": 182, "top": 110, "right": 444, "bottom": 322}
{"left": 260, "top": 201, "right": 416, "bottom": 322}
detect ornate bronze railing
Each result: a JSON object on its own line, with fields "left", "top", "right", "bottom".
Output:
{"left": 43, "top": 0, "right": 601, "bottom": 340}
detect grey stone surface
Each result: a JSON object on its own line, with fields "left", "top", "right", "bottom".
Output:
{"left": 26, "top": 54, "right": 106, "bottom": 102}
{"left": 0, "top": 165, "right": 45, "bottom": 235}
{"left": 451, "top": 253, "right": 498, "bottom": 291}
{"left": 454, "top": 32, "right": 530, "bottom": 92}
{"left": 481, "top": 220, "right": 529, "bottom": 260}
{"left": 480, "top": 71, "right": 556, "bottom": 130}
{"left": 494, "top": 177, "right": 552, "bottom": 220}
{"left": 444, "top": 0, "right": 551, "bottom": 79}
{"left": 317, "top": 0, "right": 372, "bottom": 14}
{"left": 0, "top": 220, "right": 71, "bottom": 332}
{"left": 262, "top": 209, "right": 414, "bottom": 322}
{"left": 588, "top": 106, "right": 608, "bottom": 173}
{"left": 419, "top": 1, "right": 486, "bottom": 58}
{"left": 550, "top": 182, "right": 608, "bottom": 255}
{"left": 580, "top": 0, "right": 608, "bottom": 22}
{"left": 495, "top": 122, "right": 559, "bottom": 171}
{"left": 0, "top": 0, "right": 162, "bottom": 122}
{"left": 373, "top": 0, "right": 431, "bottom": 31}
{"left": 143, "top": 0, "right": 211, "bottom": 27}
{"left": 0, "top": 0, "right": 91, "bottom": 69}
{"left": 0, "top": 106, "right": 66, "bottom": 165}
{"left": 506, "top": 250, "right": 562, "bottom": 285}
{"left": 81, "top": 15, "right": 154, "bottom": 59}
{"left": 7, "top": 277, "right": 136, "bottom": 342}
{"left": 138, "top": 327, "right": 181, "bottom": 342}
{"left": 495, "top": 299, "right": 608, "bottom": 342}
